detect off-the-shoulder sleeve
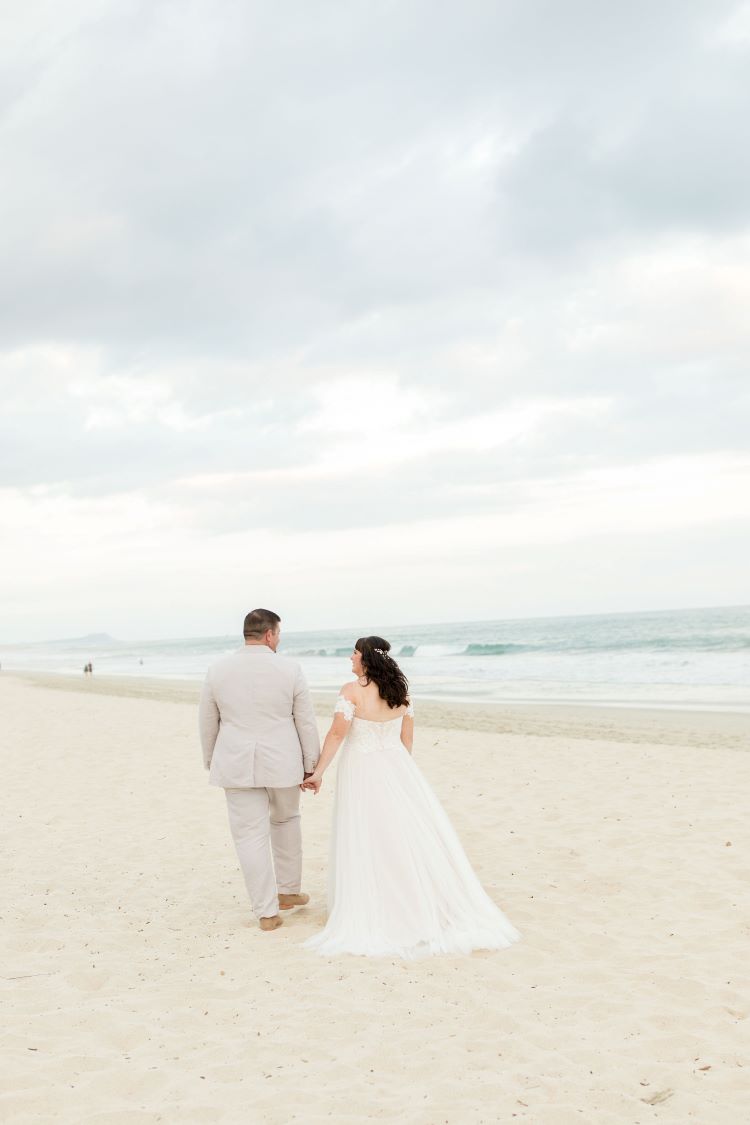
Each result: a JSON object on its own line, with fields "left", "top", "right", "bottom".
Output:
{"left": 334, "top": 694, "right": 355, "bottom": 721}
{"left": 405, "top": 701, "right": 414, "bottom": 717}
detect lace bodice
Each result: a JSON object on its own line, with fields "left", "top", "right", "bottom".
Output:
{"left": 334, "top": 695, "right": 414, "bottom": 755}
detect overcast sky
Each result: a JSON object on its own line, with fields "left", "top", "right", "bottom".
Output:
{"left": 2, "top": 0, "right": 749, "bottom": 641}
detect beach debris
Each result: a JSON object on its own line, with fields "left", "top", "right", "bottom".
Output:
{"left": 2, "top": 972, "right": 56, "bottom": 980}
{"left": 641, "top": 1089, "right": 674, "bottom": 1105}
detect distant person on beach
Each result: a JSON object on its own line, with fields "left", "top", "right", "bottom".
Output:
{"left": 301, "top": 636, "right": 520, "bottom": 958}
{"left": 199, "top": 608, "right": 320, "bottom": 932}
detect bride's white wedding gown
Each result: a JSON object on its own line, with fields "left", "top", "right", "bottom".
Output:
{"left": 304, "top": 697, "right": 520, "bottom": 958}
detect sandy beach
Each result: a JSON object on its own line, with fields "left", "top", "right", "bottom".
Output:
{"left": 1, "top": 671, "right": 748, "bottom": 1124}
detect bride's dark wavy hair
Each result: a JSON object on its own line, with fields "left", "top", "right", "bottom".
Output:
{"left": 355, "top": 635, "right": 410, "bottom": 709}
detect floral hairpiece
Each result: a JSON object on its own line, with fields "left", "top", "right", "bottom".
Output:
{"left": 374, "top": 647, "right": 387, "bottom": 655}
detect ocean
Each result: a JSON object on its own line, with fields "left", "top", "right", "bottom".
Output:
{"left": 2, "top": 604, "right": 749, "bottom": 713}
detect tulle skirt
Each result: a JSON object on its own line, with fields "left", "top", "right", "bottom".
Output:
{"left": 303, "top": 741, "right": 520, "bottom": 958}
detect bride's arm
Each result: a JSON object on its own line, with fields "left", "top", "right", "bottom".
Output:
{"left": 400, "top": 711, "right": 414, "bottom": 754}
{"left": 301, "top": 692, "right": 353, "bottom": 792}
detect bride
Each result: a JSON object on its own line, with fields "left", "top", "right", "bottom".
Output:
{"left": 302, "top": 636, "right": 520, "bottom": 958}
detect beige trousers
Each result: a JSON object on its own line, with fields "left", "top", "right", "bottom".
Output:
{"left": 224, "top": 786, "right": 302, "bottom": 919}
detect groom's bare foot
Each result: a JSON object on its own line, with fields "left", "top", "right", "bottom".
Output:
{"left": 259, "top": 914, "right": 283, "bottom": 931}
{"left": 278, "top": 893, "right": 309, "bottom": 910}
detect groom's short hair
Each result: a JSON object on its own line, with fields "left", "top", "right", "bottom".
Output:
{"left": 243, "top": 608, "right": 281, "bottom": 638}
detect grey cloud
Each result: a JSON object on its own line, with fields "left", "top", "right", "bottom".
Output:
{"left": 147, "top": 389, "right": 748, "bottom": 538}
{"left": 1, "top": 0, "right": 748, "bottom": 506}
{"left": 2, "top": 0, "right": 744, "bottom": 356}
{"left": 0, "top": 372, "right": 321, "bottom": 491}
{"left": 500, "top": 84, "right": 750, "bottom": 255}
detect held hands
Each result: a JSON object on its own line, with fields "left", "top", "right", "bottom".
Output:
{"left": 301, "top": 771, "right": 323, "bottom": 794}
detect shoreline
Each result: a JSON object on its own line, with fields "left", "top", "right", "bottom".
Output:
{"left": 4, "top": 668, "right": 747, "bottom": 749}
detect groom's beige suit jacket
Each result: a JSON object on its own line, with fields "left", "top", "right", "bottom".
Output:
{"left": 199, "top": 646, "right": 320, "bottom": 788}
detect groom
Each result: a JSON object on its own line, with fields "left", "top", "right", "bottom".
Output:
{"left": 199, "top": 608, "right": 321, "bottom": 931}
